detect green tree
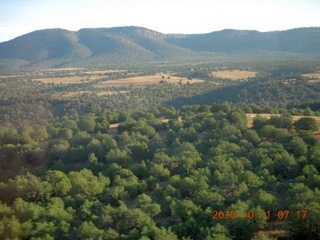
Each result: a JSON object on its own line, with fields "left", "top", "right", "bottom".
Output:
{"left": 228, "top": 109, "right": 248, "bottom": 130}
{"left": 253, "top": 190, "right": 278, "bottom": 212}
{"left": 44, "top": 170, "right": 71, "bottom": 197}
{"left": 78, "top": 115, "right": 96, "bottom": 133}
{"left": 78, "top": 221, "right": 104, "bottom": 240}
{"left": 135, "top": 194, "right": 161, "bottom": 217}
{"left": 172, "top": 142, "right": 201, "bottom": 174}
{"left": 150, "top": 163, "right": 170, "bottom": 181}
{"left": 106, "top": 148, "right": 133, "bottom": 167}
{"left": 7, "top": 172, "right": 52, "bottom": 201}
{"left": 288, "top": 136, "right": 308, "bottom": 157}
{"left": 294, "top": 117, "right": 319, "bottom": 131}
{"left": 243, "top": 129, "right": 261, "bottom": 146}
{"left": 239, "top": 170, "right": 263, "bottom": 189}
{"left": 170, "top": 199, "right": 202, "bottom": 222}
{"left": 68, "top": 169, "right": 110, "bottom": 197}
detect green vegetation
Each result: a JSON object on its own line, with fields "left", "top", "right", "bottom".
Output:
{"left": 0, "top": 60, "right": 320, "bottom": 239}
{"left": 0, "top": 102, "right": 319, "bottom": 239}
{"left": 0, "top": 26, "right": 320, "bottom": 71}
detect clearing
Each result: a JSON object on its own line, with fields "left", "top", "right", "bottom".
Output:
{"left": 53, "top": 90, "right": 130, "bottom": 98}
{"left": 211, "top": 70, "right": 257, "bottom": 80}
{"left": 93, "top": 73, "right": 204, "bottom": 88}
{"left": 302, "top": 72, "right": 320, "bottom": 83}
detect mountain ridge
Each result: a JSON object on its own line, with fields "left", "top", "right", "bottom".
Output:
{"left": 0, "top": 26, "right": 319, "bottom": 70}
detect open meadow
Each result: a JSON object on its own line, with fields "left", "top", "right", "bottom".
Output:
{"left": 93, "top": 73, "right": 204, "bottom": 88}
{"left": 211, "top": 70, "right": 257, "bottom": 80}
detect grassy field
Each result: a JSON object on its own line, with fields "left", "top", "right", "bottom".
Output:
{"left": 93, "top": 73, "right": 204, "bottom": 88}
{"left": 211, "top": 70, "right": 257, "bottom": 80}
{"left": 303, "top": 72, "right": 320, "bottom": 83}
{"left": 83, "top": 70, "right": 127, "bottom": 75}
{"left": 53, "top": 90, "right": 130, "bottom": 99}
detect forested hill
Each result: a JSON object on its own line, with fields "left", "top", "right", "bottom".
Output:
{"left": 167, "top": 27, "right": 320, "bottom": 53}
{"left": 0, "top": 26, "right": 319, "bottom": 70}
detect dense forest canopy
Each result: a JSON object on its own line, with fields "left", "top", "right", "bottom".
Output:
{"left": 0, "top": 60, "right": 320, "bottom": 239}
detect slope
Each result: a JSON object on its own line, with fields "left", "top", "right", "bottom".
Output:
{"left": 0, "top": 26, "right": 320, "bottom": 70}
{"left": 166, "top": 27, "right": 320, "bottom": 54}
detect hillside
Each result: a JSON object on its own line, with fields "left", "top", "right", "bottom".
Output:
{"left": 0, "top": 26, "right": 319, "bottom": 70}
{"left": 0, "top": 26, "right": 197, "bottom": 70}
{"left": 166, "top": 27, "right": 320, "bottom": 53}
{"left": 166, "top": 77, "right": 320, "bottom": 108}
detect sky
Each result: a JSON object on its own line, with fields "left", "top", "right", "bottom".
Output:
{"left": 0, "top": 0, "right": 319, "bottom": 42}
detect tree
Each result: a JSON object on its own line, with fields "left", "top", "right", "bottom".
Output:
{"left": 106, "top": 148, "right": 133, "bottom": 167}
{"left": 294, "top": 117, "right": 319, "bottom": 131}
{"left": 0, "top": 215, "right": 22, "bottom": 239}
{"left": 86, "top": 139, "right": 105, "bottom": 161}
{"left": 204, "top": 224, "right": 231, "bottom": 240}
{"left": 253, "top": 116, "right": 268, "bottom": 130}
{"left": 227, "top": 200, "right": 259, "bottom": 239}
{"left": 172, "top": 143, "right": 201, "bottom": 174}
{"left": 78, "top": 221, "right": 104, "bottom": 240}
{"left": 253, "top": 190, "right": 278, "bottom": 212}
{"left": 78, "top": 115, "right": 96, "bottom": 133}
{"left": 288, "top": 136, "right": 308, "bottom": 157}
{"left": 150, "top": 163, "right": 170, "bottom": 181}
{"left": 274, "top": 151, "right": 298, "bottom": 178}
{"left": 7, "top": 172, "right": 52, "bottom": 201}
{"left": 251, "top": 234, "right": 276, "bottom": 240}
{"left": 68, "top": 169, "right": 110, "bottom": 197}
{"left": 243, "top": 129, "right": 261, "bottom": 146}
{"left": 308, "top": 146, "right": 320, "bottom": 170}
{"left": 228, "top": 109, "right": 248, "bottom": 130}
{"left": 44, "top": 197, "right": 73, "bottom": 236}
{"left": 170, "top": 199, "right": 202, "bottom": 222}
{"left": 0, "top": 127, "right": 20, "bottom": 145}
{"left": 96, "top": 133, "right": 117, "bottom": 151}
{"left": 192, "top": 189, "right": 224, "bottom": 208}
{"left": 95, "top": 116, "right": 109, "bottom": 133}
{"left": 135, "top": 194, "right": 161, "bottom": 217}
{"left": 269, "top": 115, "right": 293, "bottom": 129}
{"left": 88, "top": 153, "right": 98, "bottom": 164}
{"left": 239, "top": 170, "right": 263, "bottom": 189}
{"left": 288, "top": 201, "right": 320, "bottom": 240}
{"left": 70, "top": 131, "right": 90, "bottom": 146}
{"left": 44, "top": 170, "right": 71, "bottom": 196}
{"left": 211, "top": 102, "right": 231, "bottom": 113}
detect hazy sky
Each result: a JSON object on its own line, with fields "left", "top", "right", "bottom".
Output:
{"left": 0, "top": 0, "right": 319, "bottom": 42}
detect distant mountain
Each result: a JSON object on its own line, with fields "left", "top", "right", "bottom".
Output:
{"left": 167, "top": 27, "right": 320, "bottom": 53}
{"left": 0, "top": 26, "right": 319, "bottom": 70}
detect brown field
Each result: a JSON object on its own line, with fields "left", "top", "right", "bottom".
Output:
{"left": 96, "top": 91, "right": 130, "bottom": 96}
{"left": 40, "top": 68, "right": 84, "bottom": 72}
{"left": 83, "top": 70, "right": 127, "bottom": 75}
{"left": 0, "top": 75, "right": 23, "bottom": 79}
{"left": 53, "top": 90, "right": 130, "bottom": 98}
{"left": 302, "top": 72, "right": 320, "bottom": 83}
{"left": 93, "top": 73, "right": 204, "bottom": 88}
{"left": 34, "top": 75, "right": 106, "bottom": 85}
{"left": 211, "top": 70, "right": 257, "bottom": 80}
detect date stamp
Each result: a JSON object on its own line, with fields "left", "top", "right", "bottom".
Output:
{"left": 212, "top": 210, "right": 308, "bottom": 220}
